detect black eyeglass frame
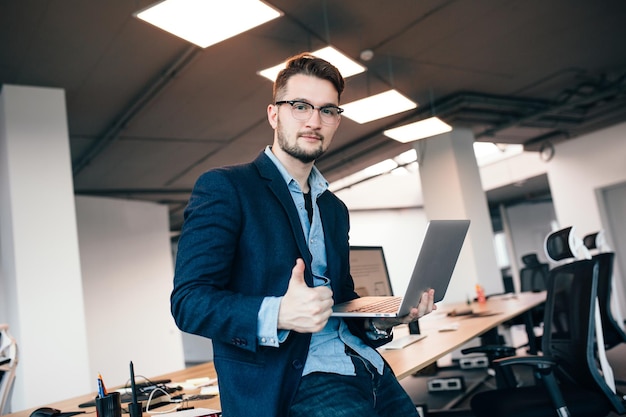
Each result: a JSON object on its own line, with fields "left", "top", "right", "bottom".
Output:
{"left": 275, "top": 100, "right": 344, "bottom": 124}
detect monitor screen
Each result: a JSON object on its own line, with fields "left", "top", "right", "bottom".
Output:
{"left": 349, "top": 246, "right": 393, "bottom": 297}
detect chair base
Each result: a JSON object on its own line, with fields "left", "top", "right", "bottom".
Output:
{"left": 470, "top": 384, "right": 613, "bottom": 417}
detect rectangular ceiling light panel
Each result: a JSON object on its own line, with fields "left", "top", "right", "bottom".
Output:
{"left": 258, "top": 46, "right": 366, "bottom": 81}
{"left": 384, "top": 117, "right": 452, "bottom": 143}
{"left": 135, "top": 0, "right": 283, "bottom": 48}
{"left": 341, "top": 89, "right": 417, "bottom": 124}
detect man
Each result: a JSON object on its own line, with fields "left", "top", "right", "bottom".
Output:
{"left": 171, "top": 52, "right": 436, "bottom": 417}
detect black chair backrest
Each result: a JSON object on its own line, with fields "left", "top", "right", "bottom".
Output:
{"left": 594, "top": 252, "right": 626, "bottom": 350}
{"left": 519, "top": 255, "right": 549, "bottom": 293}
{"left": 544, "top": 226, "right": 577, "bottom": 261}
{"left": 543, "top": 258, "right": 625, "bottom": 413}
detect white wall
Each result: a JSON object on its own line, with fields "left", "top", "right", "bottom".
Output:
{"left": 547, "top": 122, "right": 626, "bottom": 315}
{"left": 548, "top": 122, "right": 626, "bottom": 236}
{"left": 76, "top": 196, "right": 185, "bottom": 389}
{"left": 503, "top": 201, "right": 557, "bottom": 290}
{"left": 479, "top": 151, "right": 548, "bottom": 192}
{"left": 0, "top": 85, "right": 91, "bottom": 410}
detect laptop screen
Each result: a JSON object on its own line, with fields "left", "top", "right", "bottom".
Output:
{"left": 349, "top": 246, "right": 393, "bottom": 297}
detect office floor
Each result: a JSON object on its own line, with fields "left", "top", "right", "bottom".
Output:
{"left": 400, "top": 357, "right": 535, "bottom": 416}
{"left": 400, "top": 330, "right": 626, "bottom": 417}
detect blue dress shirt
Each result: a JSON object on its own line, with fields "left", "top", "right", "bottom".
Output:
{"left": 257, "top": 146, "right": 384, "bottom": 376}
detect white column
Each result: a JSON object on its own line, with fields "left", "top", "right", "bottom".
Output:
{"left": 415, "top": 128, "right": 503, "bottom": 301}
{"left": 0, "top": 85, "right": 91, "bottom": 410}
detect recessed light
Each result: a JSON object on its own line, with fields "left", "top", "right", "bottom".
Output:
{"left": 341, "top": 90, "right": 417, "bottom": 124}
{"left": 135, "top": 0, "right": 283, "bottom": 49}
{"left": 258, "top": 46, "right": 366, "bottom": 81}
{"left": 383, "top": 117, "right": 452, "bottom": 143}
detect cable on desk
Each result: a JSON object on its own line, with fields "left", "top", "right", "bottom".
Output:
{"left": 145, "top": 388, "right": 182, "bottom": 415}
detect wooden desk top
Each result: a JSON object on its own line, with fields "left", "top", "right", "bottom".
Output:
{"left": 6, "top": 291, "right": 545, "bottom": 417}
{"left": 6, "top": 362, "right": 222, "bottom": 417}
{"left": 381, "top": 291, "right": 546, "bottom": 379}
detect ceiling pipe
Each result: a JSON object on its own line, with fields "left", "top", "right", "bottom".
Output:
{"left": 321, "top": 80, "right": 626, "bottom": 174}
{"left": 477, "top": 76, "right": 626, "bottom": 138}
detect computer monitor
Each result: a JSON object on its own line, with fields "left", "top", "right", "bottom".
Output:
{"left": 349, "top": 246, "right": 393, "bottom": 297}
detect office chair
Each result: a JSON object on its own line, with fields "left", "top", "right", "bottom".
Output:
{"left": 519, "top": 253, "right": 549, "bottom": 293}
{"left": 584, "top": 231, "right": 626, "bottom": 390}
{"left": 583, "top": 231, "right": 626, "bottom": 351}
{"left": 518, "top": 252, "right": 549, "bottom": 352}
{"left": 459, "top": 252, "right": 549, "bottom": 373}
{"left": 594, "top": 252, "right": 626, "bottom": 350}
{"left": 470, "top": 227, "right": 626, "bottom": 417}
{"left": 0, "top": 324, "right": 18, "bottom": 416}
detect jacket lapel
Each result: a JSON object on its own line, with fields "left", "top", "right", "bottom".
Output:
{"left": 254, "top": 153, "right": 314, "bottom": 284}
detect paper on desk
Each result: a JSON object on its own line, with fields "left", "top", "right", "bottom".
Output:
{"left": 176, "top": 377, "right": 218, "bottom": 390}
{"left": 438, "top": 322, "right": 459, "bottom": 332}
{"left": 158, "top": 407, "right": 220, "bottom": 417}
{"left": 380, "top": 334, "right": 427, "bottom": 350}
{"left": 200, "top": 385, "right": 220, "bottom": 396}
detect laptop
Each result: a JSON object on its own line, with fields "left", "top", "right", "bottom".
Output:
{"left": 332, "top": 219, "right": 470, "bottom": 318}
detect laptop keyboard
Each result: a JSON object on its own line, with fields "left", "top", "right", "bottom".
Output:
{"left": 348, "top": 297, "right": 401, "bottom": 313}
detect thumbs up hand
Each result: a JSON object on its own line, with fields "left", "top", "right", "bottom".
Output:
{"left": 278, "top": 259, "right": 334, "bottom": 333}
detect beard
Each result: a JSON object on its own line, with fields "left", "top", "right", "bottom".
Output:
{"left": 276, "top": 121, "right": 325, "bottom": 164}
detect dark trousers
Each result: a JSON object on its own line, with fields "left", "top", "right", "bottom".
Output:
{"left": 289, "top": 349, "right": 419, "bottom": 417}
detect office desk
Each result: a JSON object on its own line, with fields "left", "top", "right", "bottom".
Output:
{"left": 381, "top": 291, "right": 546, "bottom": 379}
{"left": 6, "top": 292, "right": 545, "bottom": 417}
{"left": 6, "top": 362, "right": 222, "bottom": 417}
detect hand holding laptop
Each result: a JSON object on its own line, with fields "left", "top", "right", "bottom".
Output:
{"left": 372, "top": 288, "right": 438, "bottom": 330}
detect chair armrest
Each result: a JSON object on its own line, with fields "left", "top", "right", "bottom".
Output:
{"left": 492, "top": 355, "right": 569, "bottom": 414}
{"left": 493, "top": 355, "right": 557, "bottom": 370}
{"left": 462, "top": 345, "right": 516, "bottom": 358}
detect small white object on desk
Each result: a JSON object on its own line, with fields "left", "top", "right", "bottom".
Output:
{"left": 381, "top": 334, "right": 427, "bottom": 350}
{"left": 438, "top": 322, "right": 460, "bottom": 332}
{"left": 200, "top": 385, "right": 220, "bottom": 396}
{"left": 157, "top": 407, "right": 220, "bottom": 417}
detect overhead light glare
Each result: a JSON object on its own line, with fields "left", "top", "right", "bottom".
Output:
{"left": 258, "top": 46, "right": 366, "bottom": 81}
{"left": 384, "top": 117, "right": 452, "bottom": 143}
{"left": 134, "top": 0, "right": 283, "bottom": 48}
{"left": 394, "top": 149, "right": 418, "bottom": 165}
{"left": 341, "top": 90, "right": 417, "bottom": 124}
{"left": 362, "top": 159, "right": 398, "bottom": 177}
{"left": 473, "top": 142, "right": 524, "bottom": 166}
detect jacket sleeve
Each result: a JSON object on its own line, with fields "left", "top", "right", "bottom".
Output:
{"left": 170, "top": 169, "right": 264, "bottom": 352}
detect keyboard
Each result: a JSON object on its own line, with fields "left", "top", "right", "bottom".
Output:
{"left": 347, "top": 297, "right": 401, "bottom": 313}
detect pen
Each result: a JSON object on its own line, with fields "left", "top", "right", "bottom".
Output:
{"left": 98, "top": 373, "right": 108, "bottom": 396}
{"left": 130, "top": 361, "right": 138, "bottom": 405}
{"left": 97, "top": 375, "right": 105, "bottom": 398}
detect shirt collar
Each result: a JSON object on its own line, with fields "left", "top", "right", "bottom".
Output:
{"left": 264, "top": 146, "right": 329, "bottom": 195}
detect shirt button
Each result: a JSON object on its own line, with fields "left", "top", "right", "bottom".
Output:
{"left": 292, "top": 360, "right": 303, "bottom": 370}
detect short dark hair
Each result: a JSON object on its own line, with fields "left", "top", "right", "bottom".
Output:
{"left": 273, "top": 52, "right": 345, "bottom": 103}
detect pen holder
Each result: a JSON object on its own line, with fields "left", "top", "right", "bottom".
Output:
{"left": 95, "top": 392, "right": 122, "bottom": 417}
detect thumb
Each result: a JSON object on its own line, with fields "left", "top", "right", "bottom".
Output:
{"left": 290, "top": 258, "right": 307, "bottom": 286}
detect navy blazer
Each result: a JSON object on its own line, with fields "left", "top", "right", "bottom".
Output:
{"left": 171, "top": 152, "right": 386, "bottom": 417}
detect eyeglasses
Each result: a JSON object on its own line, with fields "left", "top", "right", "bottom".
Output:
{"left": 275, "top": 100, "right": 343, "bottom": 125}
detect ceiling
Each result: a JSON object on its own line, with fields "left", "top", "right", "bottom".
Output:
{"left": 2, "top": 0, "right": 626, "bottom": 235}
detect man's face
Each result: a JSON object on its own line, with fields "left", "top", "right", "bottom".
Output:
{"left": 267, "top": 74, "right": 341, "bottom": 164}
